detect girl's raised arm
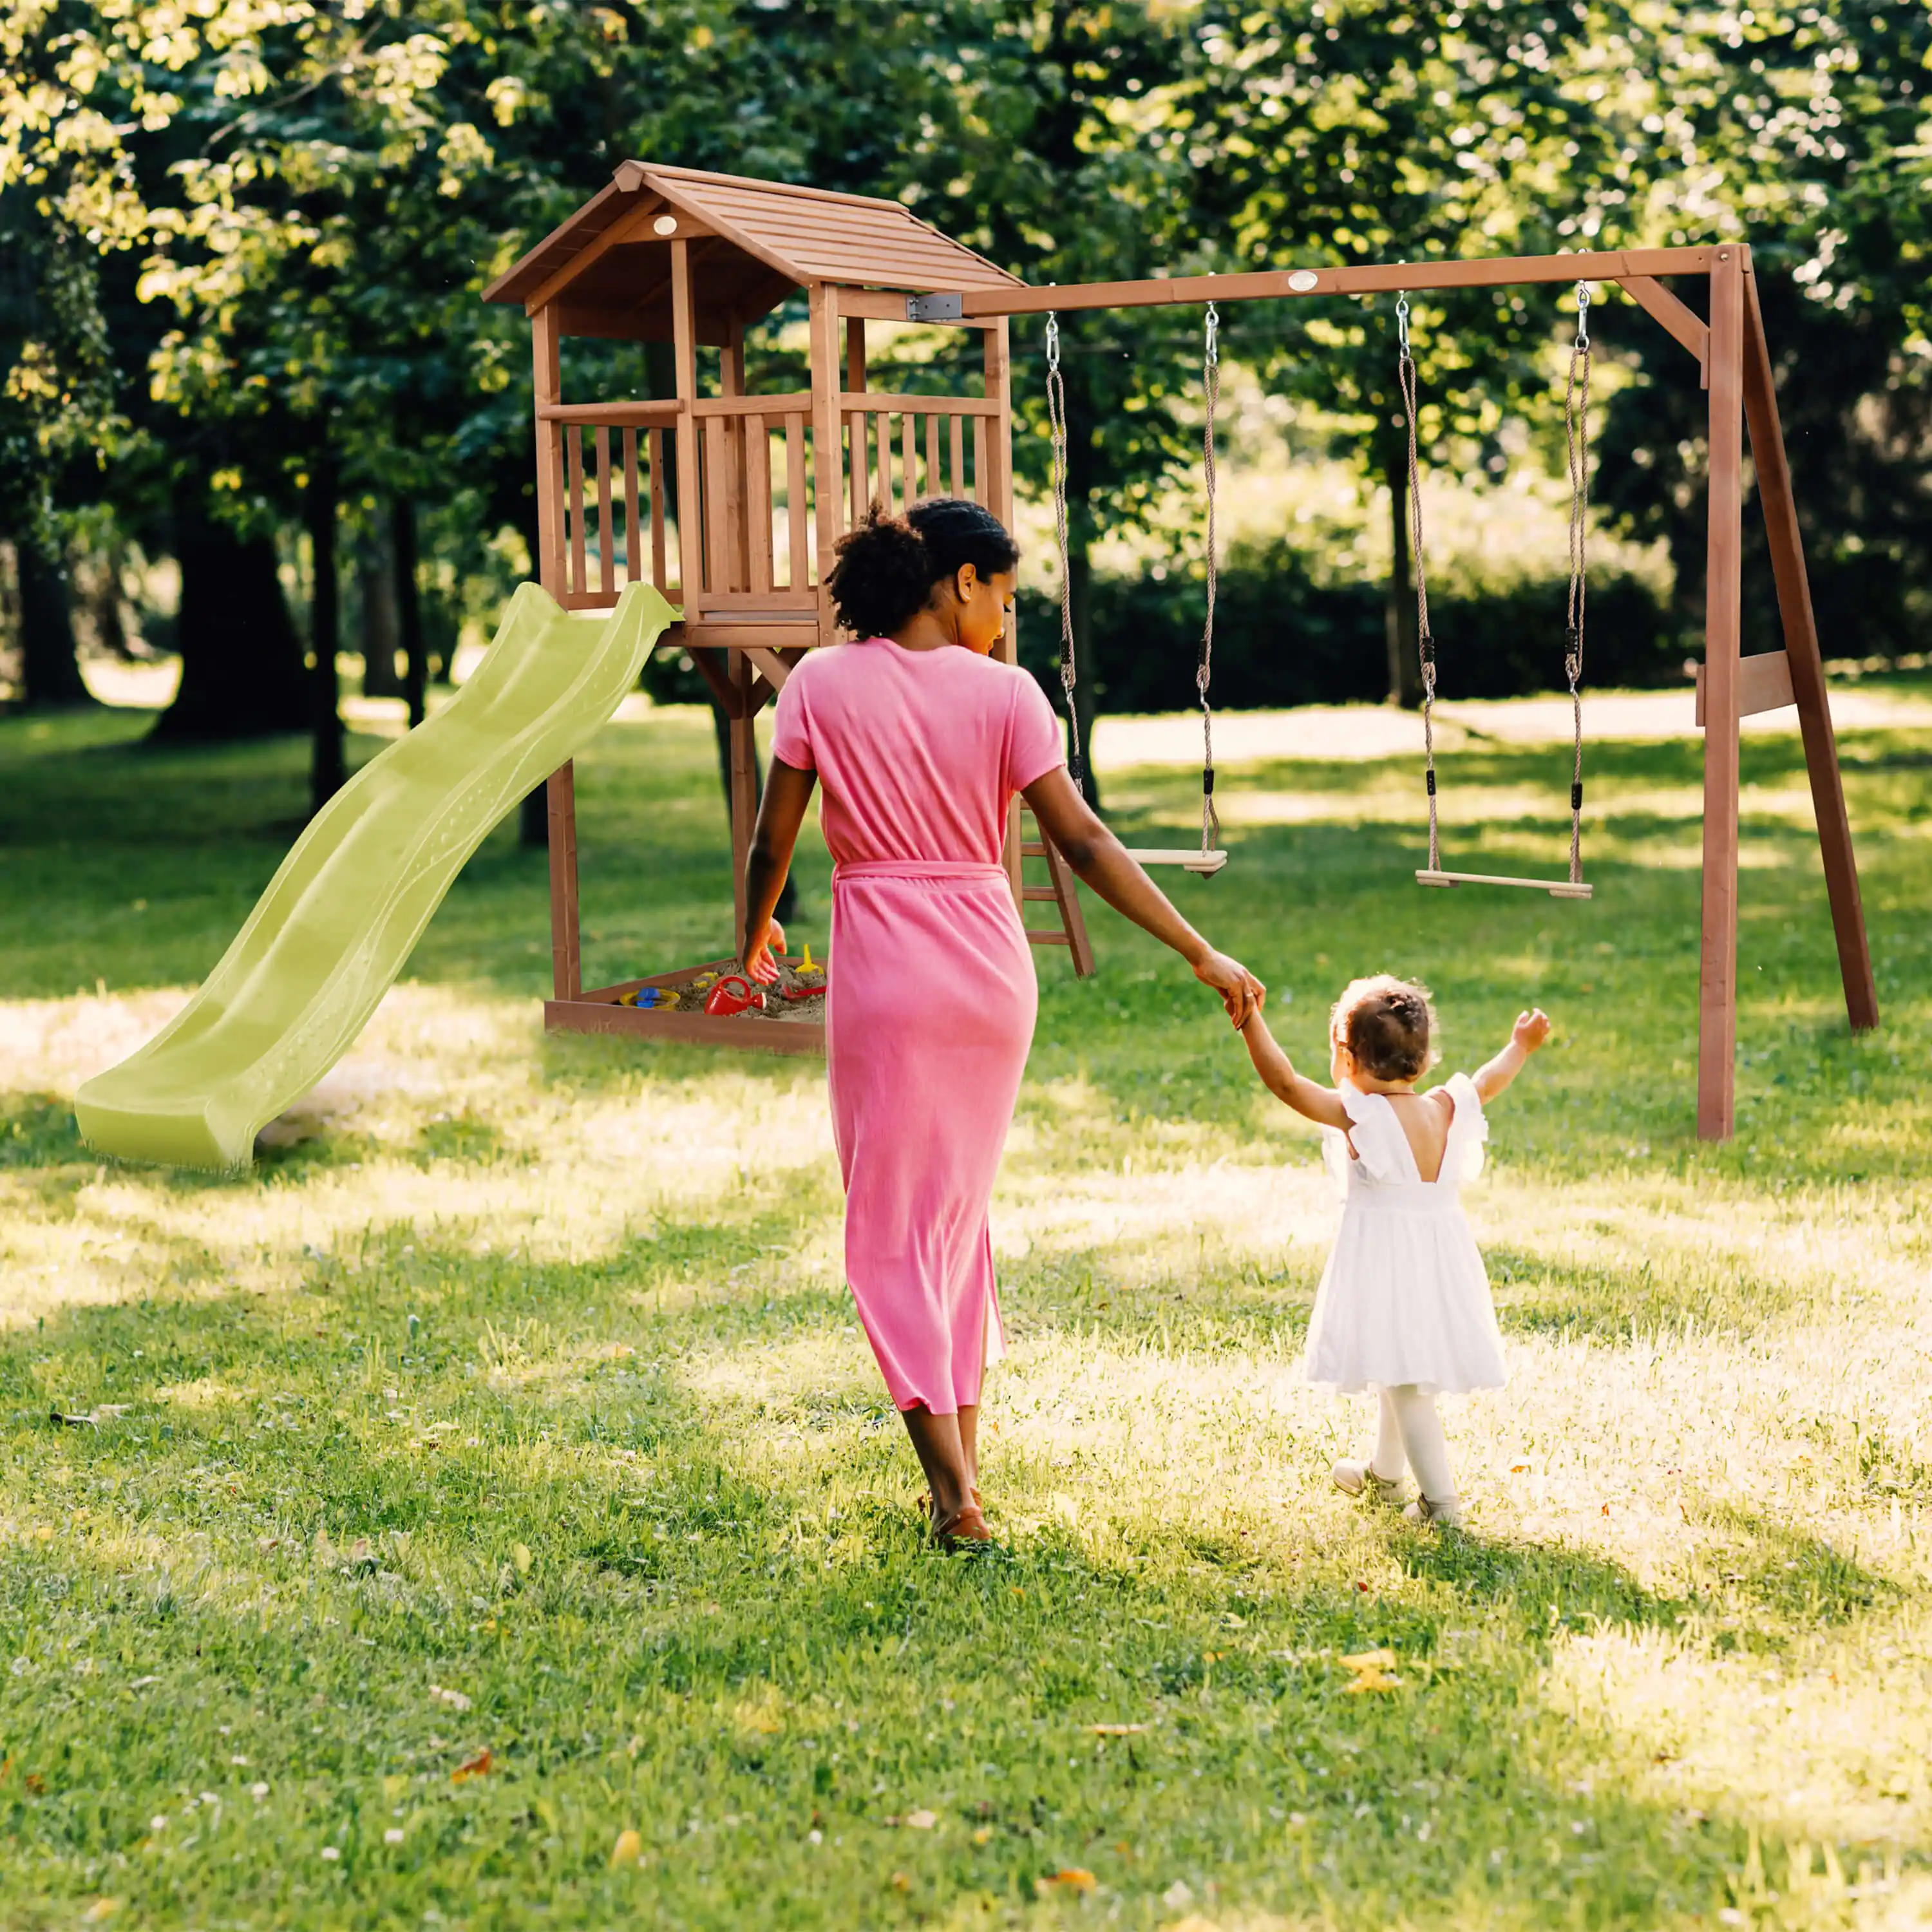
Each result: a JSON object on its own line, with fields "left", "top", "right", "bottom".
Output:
{"left": 1239, "top": 1011, "right": 1351, "bottom": 1129}
{"left": 1472, "top": 1008, "right": 1552, "bottom": 1103}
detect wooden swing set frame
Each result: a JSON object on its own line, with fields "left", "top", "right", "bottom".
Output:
{"left": 487, "top": 167, "right": 1875, "bottom": 1142}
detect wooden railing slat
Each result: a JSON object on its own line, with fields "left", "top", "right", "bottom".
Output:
{"left": 565, "top": 426, "right": 587, "bottom": 595}
{"left": 785, "top": 413, "right": 808, "bottom": 593}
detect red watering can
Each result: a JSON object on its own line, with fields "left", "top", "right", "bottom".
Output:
{"left": 703, "top": 974, "right": 766, "bottom": 1018}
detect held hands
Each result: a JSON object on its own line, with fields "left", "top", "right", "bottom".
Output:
{"left": 743, "top": 916, "right": 787, "bottom": 985}
{"left": 1193, "top": 949, "right": 1266, "bottom": 1029}
{"left": 1513, "top": 1007, "right": 1552, "bottom": 1053}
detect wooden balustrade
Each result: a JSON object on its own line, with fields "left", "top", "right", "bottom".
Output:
{"left": 843, "top": 398, "right": 986, "bottom": 527}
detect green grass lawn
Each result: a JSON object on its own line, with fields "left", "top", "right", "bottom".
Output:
{"left": 1, "top": 690, "right": 1929, "bottom": 1930}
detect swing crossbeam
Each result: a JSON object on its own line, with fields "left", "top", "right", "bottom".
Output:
{"left": 1416, "top": 869, "right": 1592, "bottom": 900}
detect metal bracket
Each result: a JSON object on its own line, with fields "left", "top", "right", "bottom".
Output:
{"left": 905, "top": 291, "right": 965, "bottom": 323}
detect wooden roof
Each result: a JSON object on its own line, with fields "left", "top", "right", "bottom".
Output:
{"left": 481, "top": 164, "right": 1021, "bottom": 341}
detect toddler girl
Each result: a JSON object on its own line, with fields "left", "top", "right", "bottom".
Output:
{"left": 1238, "top": 976, "right": 1549, "bottom": 1526}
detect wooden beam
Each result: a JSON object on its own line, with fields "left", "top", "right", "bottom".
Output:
{"left": 688, "top": 644, "right": 743, "bottom": 717}
{"left": 739, "top": 643, "right": 793, "bottom": 689}
{"left": 537, "top": 399, "right": 682, "bottom": 426}
{"left": 524, "top": 196, "right": 673, "bottom": 317}
{"left": 1698, "top": 247, "right": 1748, "bottom": 1142}
{"left": 1623, "top": 276, "right": 1710, "bottom": 384}
{"left": 1694, "top": 649, "right": 1794, "bottom": 725}
{"left": 809, "top": 282, "right": 842, "bottom": 643}
{"left": 954, "top": 246, "right": 1724, "bottom": 318}
{"left": 836, "top": 287, "right": 1004, "bottom": 325}
{"left": 546, "top": 761, "right": 581, "bottom": 1002}
{"left": 669, "top": 238, "right": 704, "bottom": 602}
{"left": 835, "top": 392, "right": 1001, "bottom": 417}
{"left": 1741, "top": 269, "right": 1879, "bottom": 1034}
{"left": 730, "top": 653, "right": 758, "bottom": 945}
{"left": 531, "top": 304, "right": 566, "bottom": 596}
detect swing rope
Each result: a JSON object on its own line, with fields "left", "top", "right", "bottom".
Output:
{"left": 1044, "top": 312, "right": 1083, "bottom": 793}
{"left": 1396, "top": 292, "right": 1440, "bottom": 874}
{"left": 1563, "top": 280, "right": 1591, "bottom": 888}
{"left": 1198, "top": 301, "right": 1220, "bottom": 855}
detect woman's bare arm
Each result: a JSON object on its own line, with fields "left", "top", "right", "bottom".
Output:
{"left": 1021, "top": 766, "right": 1264, "bottom": 1027}
{"left": 1239, "top": 1011, "right": 1352, "bottom": 1129}
{"left": 741, "top": 756, "right": 817, "bottom": 981}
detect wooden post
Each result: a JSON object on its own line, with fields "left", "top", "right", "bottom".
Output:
{"left": 984, "top": 317, "right": 1024, "bottom": 902}
{"left": 1698, "top": 248, "right": 1747, "bottom": 1141}
{"left": 532, "top": 303, "right": 580, "bottom": 1001}
{"left": 808, "top": 283, "right": 842, "bottom": 641}
{"left": 730, "top": 651, "right": 758, "bottom": 945}
{"left": 1740, "top": 271, "right": 1879, "bottom": 1034}
{"left": 670, "top": 240, "right": 703, "bottom": 604}
{"left": 723, "top": 316, "right": 751, "bottom": 591}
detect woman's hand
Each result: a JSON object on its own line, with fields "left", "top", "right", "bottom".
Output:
{"left": 1193, "top": 948, "right": 1265, "bottom": 1028}
{"left": 743, "top": 916, "right": 786, "bottom": 985}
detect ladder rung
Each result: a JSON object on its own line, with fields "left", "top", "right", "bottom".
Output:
{"left": 1026, "top": 930, "right": 1072, "bottom": 946}
{"left": 1021, "top": 886, "right": 1059, "bottom": 901}
{"left": 1020, "top": 842, "right": 1046, "bottom": 858}
{"left": 1416, "top": 869, "right": 1593, "bottom": 900}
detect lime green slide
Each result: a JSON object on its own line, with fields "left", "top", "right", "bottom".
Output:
{"left": 75, "top": 581, "right": 675, "bottom": 1170}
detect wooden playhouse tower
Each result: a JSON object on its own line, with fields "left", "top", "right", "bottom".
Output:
{"left": 482, "top": 162, "right": 1094, "bottom": 1057}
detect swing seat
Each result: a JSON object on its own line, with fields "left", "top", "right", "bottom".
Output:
{"left": 1126, "top": 847, "right": 1229, "bottom": 877}
{"left": 1416, "top": 868, "right": 1592, "bottom": 900}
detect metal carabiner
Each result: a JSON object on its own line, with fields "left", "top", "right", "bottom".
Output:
{"left": 1203, "top": 300, "right": 1220, "bottom": 369}
{"left": 1574, "top": 279, "right": 1591, "bottom": 352}
{"left": 1396, "top": 290, "right": 1411, "bottom": 356}
{"left": 1045, "top": 311, "right": 1061, "bottom": 370}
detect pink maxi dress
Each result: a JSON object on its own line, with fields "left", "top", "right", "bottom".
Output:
{"left": 770, "top": 637, "right": 1066, "bottom": 1415}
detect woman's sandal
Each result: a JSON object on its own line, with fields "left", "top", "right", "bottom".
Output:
{"left": 931, "top": 1499, "right": 993, "bottom": 1548}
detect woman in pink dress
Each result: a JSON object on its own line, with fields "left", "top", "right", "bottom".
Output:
{"left": 743, "top": 499, "right": 1263, "bottom": 1545}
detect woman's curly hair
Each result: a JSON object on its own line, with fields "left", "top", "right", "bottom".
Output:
{"left": 1330, "top": 974, "right": 1439, "bottom": 1082}
{"left": 825, "top": 497, "right": 1019, "bottom": 638}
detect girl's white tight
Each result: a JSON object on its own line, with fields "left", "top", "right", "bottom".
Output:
{"left": 1370, "top": 1385, "right": 1457, "bottom": 1504}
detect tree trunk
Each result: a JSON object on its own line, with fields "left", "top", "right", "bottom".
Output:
{"left": 357, "top": 520, "right": 404, "bottom": 697}
{"left": 394, "top": 497, "right": 426, "bottom": 728}
{"left": 153, "top": 509, "right": 308, "bottom": 741}
{"left": 307, "top": 444, "right": 345, "bottom": 815}
{"left": 1383, "top": 433, "right": 1422, "bottom": 708}
{"left": 16, "top": 537, "right": 95, "bottom": 709}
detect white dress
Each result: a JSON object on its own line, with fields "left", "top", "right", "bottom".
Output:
{"left": 1302, "top": 1074, "right": 1507, "bottom": 1396}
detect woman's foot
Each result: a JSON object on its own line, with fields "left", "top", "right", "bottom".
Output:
{"left": 1402, "top": 1493, "right": 1464, "bottom": 1528}
{"left": 931, "top": 1499, "right": 993, "bottom": 1548}
{"left": 1332, "top": 1458, "right": 1410, "bottom": 1506}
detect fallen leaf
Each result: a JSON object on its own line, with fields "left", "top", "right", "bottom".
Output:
{"left": 1338, "top": 1649, "right": 1397, "bottom": 1672}
{"left": 1345, "top": 1669, "right": 1401, "bottom": 1694}
{"left": 82, "top": 1901, "right": 122, "bottom": 1923}
{"left": 451, "top": 1749, "right": 493, "bottom": 1783}
{"left": 1088, "top": 1723, "right": 1146, "bottom": 1736}
{"left": 610, "top": 1827, "right": 643, "bottom": 1868}
{"left": 1037, "top": 1868, "right": 1096, "bottom": 1893}
{"left": 511, "top": 1543, "right": 533, "bottom": 1575}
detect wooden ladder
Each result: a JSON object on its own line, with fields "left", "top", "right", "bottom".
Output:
{"left": 1015, "top": 804, "right": 1095, "bottom": 977}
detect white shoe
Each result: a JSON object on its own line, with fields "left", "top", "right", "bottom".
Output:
{"left": 1403, "top": 1494, "right": 1465, "bottom": 1528}
{"left": 1332, "top": 1458, "right": 1410, "bottom": 1505}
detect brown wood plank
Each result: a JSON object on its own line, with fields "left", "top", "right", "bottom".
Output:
{"left": 1623, "top": 276, "right": 1710, "bottom": 383}
{"left": 688, "top": 645, "right": 742, "bottom": 717}
{"left": 621, "top": 428, "right": 642, "bottom": 583}
{"left": 784, "top": 413, "right": 808, "bottom": 592}
{"left": 649, "top": 428, "right": 668, "bottom": 591}
{"left": 1741, "top": 268, "right": 1878, "bottom": 1033}
{"left": 846, "top": 316, "right": 866, "bottom": 392}
{"left": 703, "top": 414, "right": 731, "bottom": 594}
{"left": 683, "top": 621, "right": 823, "bottom": 650}
{"left": 547, "top": 761, "right": 581, "bottom": 1001}
{"left": 834, "top": 391, "right": 1002, "bottom": 417}
{"left": 545, "top": 996, "right": 825, "bottom": 1058}
{"left": 687, "top": 390, "right": 815, "bottom": 417}
{"left": 835, "top": 287, "right": 997, "bottom": 325}
{"left": 809, "top": 284, "right": 842, "bottom": 643}
{"left": 972, "top": 416, "right": 989, "bottom": 508}
{"left": 925, "top": 413, "right": 941, "bottom": 497}
{"left": 740, "top": 643, "right": 793, "bottom": 690}
{"left": 902, "top": 412, "right": 918, "bottom": 506}
{"left": 565, "top": 426, "right": 587, "bottom": 596}
{"left": 536, "top": 399, "right": 682, "bottom": 425}
{"left": 730, "top": 654, "right": 757, "bottom": 945}
{"left": 746, "top": 414, "right": 774, "bottom": 593}
{"left": 1039, "top": 822, "right": 1095, "bottom": 977}
{"left": 987, "top": 317, "right": 1014, "bottom": 524}
{"left": 1694, "top": 649, "right": 1794, "bottom": 724}
{"left": 669, "top": 239, "right": 705, "bottom": 598}
{"left": 954, "top": 247, "right": 1724, "bottom": 319}
{"left": 521, "top": 194, "right": 667, "bottom": 316}
{"left": 531, "top": 305, "right": 567, "bottom": 597}
{"left": 1698, "top": 248, "right": 1747, "bottom": 1141}
{"left": 594, "top": 427, "right": 615, "bottom": 598}
{"left": 949, "top": 414, "right": 965, "bottom": 497}
{"left": 688, "top": 590, "right": 822, "bottom": 612}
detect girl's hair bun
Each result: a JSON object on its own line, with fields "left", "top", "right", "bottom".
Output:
{"left": 1331, "top": 974, "right": 1439, "bottom": 1081}
{"left": 826, "top": 497, "right": 1019, "bottom": 638}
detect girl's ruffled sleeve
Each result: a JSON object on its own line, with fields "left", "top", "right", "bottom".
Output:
{"left": 1442, "top": 1072, "right": 1490, "bottom": 1183}
{"left": 1327, "top": 1081, "right": 1412, "bottom": 1185}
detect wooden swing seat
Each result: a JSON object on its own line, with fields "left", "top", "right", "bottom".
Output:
{"left": 1126, "top": 847, "right": 1229, "bottom": 877}
{"left": 1416, "top": 868, "right": 1592, "bottom": 900}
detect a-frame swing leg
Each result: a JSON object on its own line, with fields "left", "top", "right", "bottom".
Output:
{"left": 1697, "top": 249, "right": 1747, "bottom": 1141}
{"left": 1740, "top": 272, "right": 1879, "bottom": 1037}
